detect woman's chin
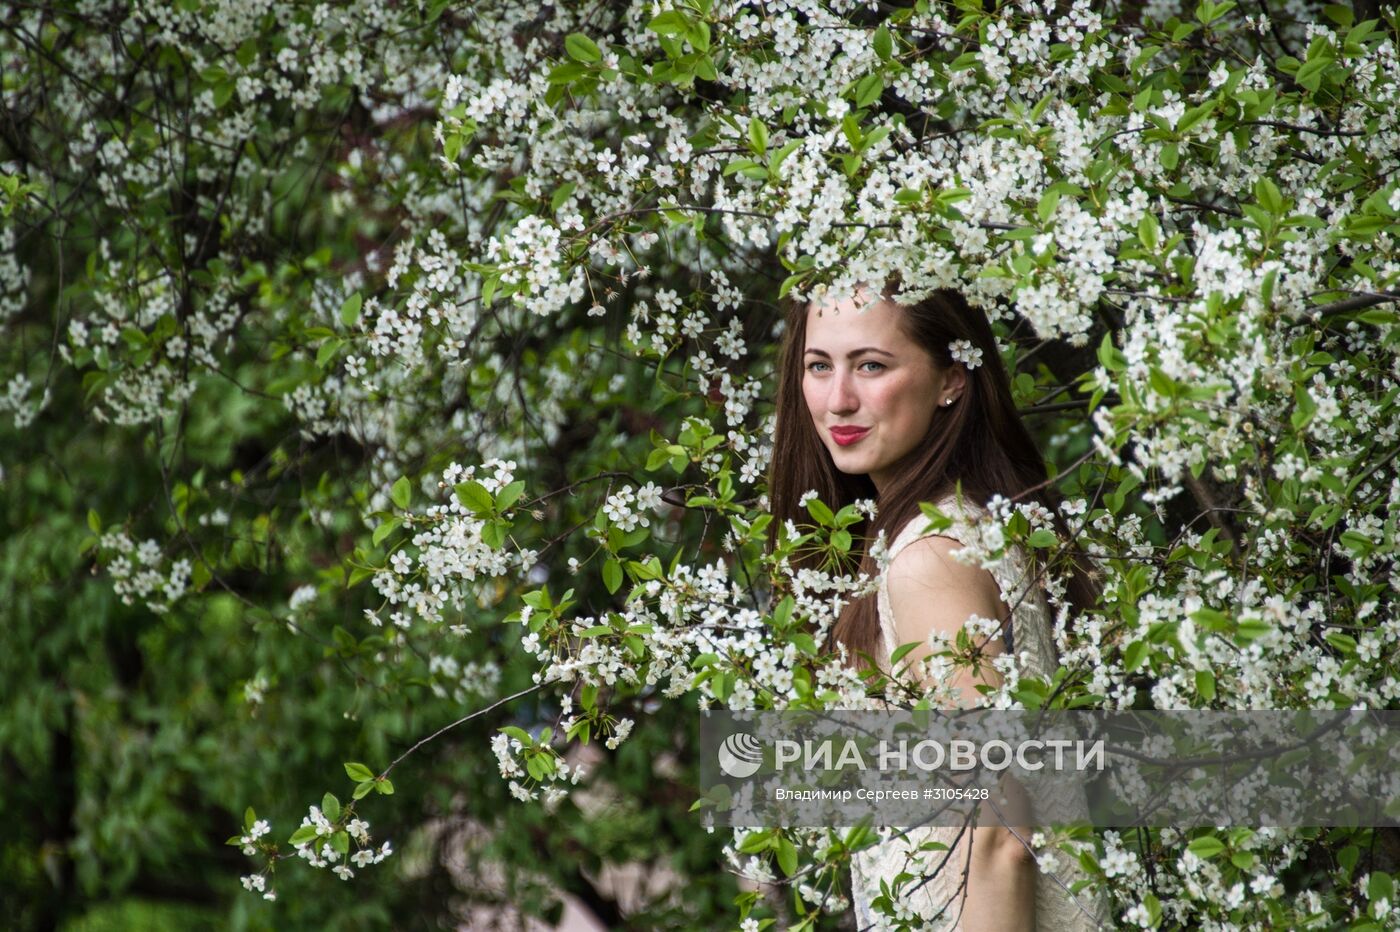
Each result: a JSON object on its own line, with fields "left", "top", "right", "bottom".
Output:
{"left": 827, "top": 450, "right": 873, "bottom": 476}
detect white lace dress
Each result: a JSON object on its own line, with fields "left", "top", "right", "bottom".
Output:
{"left": 848, "top": 497, "right": 1105, "bottom": 931}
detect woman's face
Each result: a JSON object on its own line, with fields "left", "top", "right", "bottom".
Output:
{"left": 801, "top": 293, "right": 961, "bottom": 494}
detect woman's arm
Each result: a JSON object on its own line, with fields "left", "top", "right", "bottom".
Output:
{"left": 886, "top": 535, "right": 1036, "bottom": 932}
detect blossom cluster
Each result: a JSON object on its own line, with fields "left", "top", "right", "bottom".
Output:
{"left": 96, "top": 529, "right": 193, "bottom": 615}
{"left": 290, "top": 804, "right": 393, "bottom": 880}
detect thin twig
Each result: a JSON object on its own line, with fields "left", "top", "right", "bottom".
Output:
{"left": 381, "top": 683, "right": 544, "bottom": 778}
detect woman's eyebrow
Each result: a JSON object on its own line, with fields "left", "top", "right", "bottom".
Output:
{"left": 803, "top": 347, "right": 896, "bottom": 359}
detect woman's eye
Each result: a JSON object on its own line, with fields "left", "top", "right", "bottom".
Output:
{"left": 805, "top": 361, "right": 830, "bottom": 373}
{"left": 858, "top": 360, "right": 885, "bottom": 372}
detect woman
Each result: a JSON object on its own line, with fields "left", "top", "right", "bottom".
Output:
{"left": 767, "top": 285, "right": 1103, "bottom": 931}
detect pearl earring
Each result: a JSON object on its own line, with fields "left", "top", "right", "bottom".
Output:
{"left": 943, "top": 398, "right": 953, "bottom": 406}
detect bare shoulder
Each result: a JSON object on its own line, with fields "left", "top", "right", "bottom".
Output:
{"left": 885, "top": 534, "right": 1004, "bottom": 645}
{"left": 886, "top": 534, "right": 1002, "bottom": 600}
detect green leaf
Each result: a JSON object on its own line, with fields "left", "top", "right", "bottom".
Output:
{"left": 344, "top": 762, "right": 375, "bottom": 782}
{"left": 854, "top": 73, "right": 884, "bottom": 109}
{"left": 551, "top": 182, "right": 576, "bottom": 213}
{"left": 1036, "top": 189, "right": 1060, "bottom": 224}
{"left": 1176, "top": 100, "right": 1216, "bottom": 134}
{"left": 805, "top": 498, "right": 835, "bottom": 527}
{"left": 497, "top": 479, "right": 527, "bottom": 511}
{"left": 1160, "top": 142, "right": 1179, "bottom": 171}
{"left": 288, "top": 824, "right": 319, "bottom": 846}
{"left": 340, "top": 293, "right": 362, "bottom": 328}
{"left": 1137, "top": 213, "right": 1160, "bottom": 249}
{"left": 87, "top": 509, "right": 101, "bottom": 534}
{"left": 873, "top": 24, "right": 893, "bottom": 61}
{"left": 315, "top": 338, "right": 343, "bottom": 369}
{"left": 1097, "top": 332, "right": 1126, "bottom": 372}
{"left": 890, "top": 641, "right": 920, "bottom": 667}
{"left": 1149, "top": 366, "right": 1178, "bottom": 399}
{"left": 1234, "top": 618, "right": 1273, "bottom": 644}
{"left": 737, "top": 828, "right": 773, "bottom": 854}
{"left": 455, "top": 480, "right": 493, "bottom": 515}
{"left": 1026, "top": 528, "right": 1058, "bottom": 548}
{"left": 723, "top": 157, "right": 761, "bottom": 177}
{"left": 776, "top": 835, "right": 798, "bottom": 876}
{"left": 1261, "top": 268, "right": 1278, "bottom": 306}
{"left": 375, "top": 777, "right": 394, "bottom": 795}
{"left": 118, "top": 326, "right": 146, "bottom": 350}
{"left": 1322, "top": 4, "right": 1354, "bottom": 27}
{"left": 1123, "top": 640, "right": 1149, "bottom": 672}
{"left": 1339, "top": 530, "right": 1373, "bottom": 556}
{"left": 1291, "top": 386, "right": 1316, "bottom": 430}
{"left": 1195, "top": 669, "right": 1216, "bottom": 701}
{"left": 565, "top": 33, "right": 601, "bottom": 63}
{"left": 1345, "top": 20, "right": 1377, "bottom": 49}
{"left": 603, "top": 558, "right": 623, "bottom": 594}
{"left": 648, "top": 10, "right": 689, "bottom": 36}
{"left": 372, "top": 516, "right": 400, "bottom": 547}
{"left": 322, "top": 792, "right": 341, "bottom": 822}
{"left": 1295, "top": 54, "right": 1333, "bottom": 93}
{"left": 840, "top": 114, "right": 863, "bottom": 150}
{"left": 480, "top": 520, "right": 506, "bottom": 549}
{"left": 353, "top": 780, "right": 375, "bottom": 800}
{"left": 688, "top": 20, "right": 711, "bottom": 53}
{"left": 1255, "top": 176, "right": 1285, "bottom": 215}
{"left": 1196, "top": 0, "right": 1236, "bottom": 25}
{"left": 1188, "top": 835, "right": 1225, "bottom": 858}
{"left": 1339, "top": 844, "right": 1361, "bottom": 876}
{"left": 547, "top": 61, "right": 588, "bottom": 85}
{"left": 747, "top": 116, "right": 769, "bottom": 156}
{"left": 768, "top": 139, "right": 802, "bottom": 174}
{"left": 244, "top": 807, "right": 257, "bottom": 831}
{"left": 501, "top": 725, "right": 533, "bottom": 745}
{"left": 1324, "top": 631, "right": 1357, "bottom": 654}
{"left": 391, "top": 476, "right": 412, "bottom": 510}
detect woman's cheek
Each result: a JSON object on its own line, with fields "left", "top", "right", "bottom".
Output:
{"left": 864, "top": 377, "right": 898, "bottom": 424}
{"left": 801, "top": 378, "right": 823, "bottom": 424}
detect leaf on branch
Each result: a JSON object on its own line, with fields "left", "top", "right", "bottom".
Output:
{"left": 339, "top": 293, "right": 362, "bottom": 328}
{"left": 455, "top": 480, "right": 493, "bottom": 515}
{"left": 391, "top": 476, "right": 412, "bottom": 510}
{"left": 565, "top": 33, "right": 602, "bottom": 64}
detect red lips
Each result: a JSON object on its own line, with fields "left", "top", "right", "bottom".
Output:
{"left": 829, "top": 426, "right": 871, "bottom": 446}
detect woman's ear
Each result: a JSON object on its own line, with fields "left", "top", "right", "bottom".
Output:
{"left": 942, "top": 363, "right": 967, "bottom": 404}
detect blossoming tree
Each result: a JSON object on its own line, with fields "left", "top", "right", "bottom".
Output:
{"left": 3, "top": 0, "right": 1400, "bottom": 927}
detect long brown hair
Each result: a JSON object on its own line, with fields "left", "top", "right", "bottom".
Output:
{"left": 767, "top": 287, "right": 1094, "bottom": 673}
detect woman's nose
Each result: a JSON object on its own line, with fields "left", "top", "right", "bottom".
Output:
{"left": 827, "top": 370, "right": 858, "bottom": 414}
